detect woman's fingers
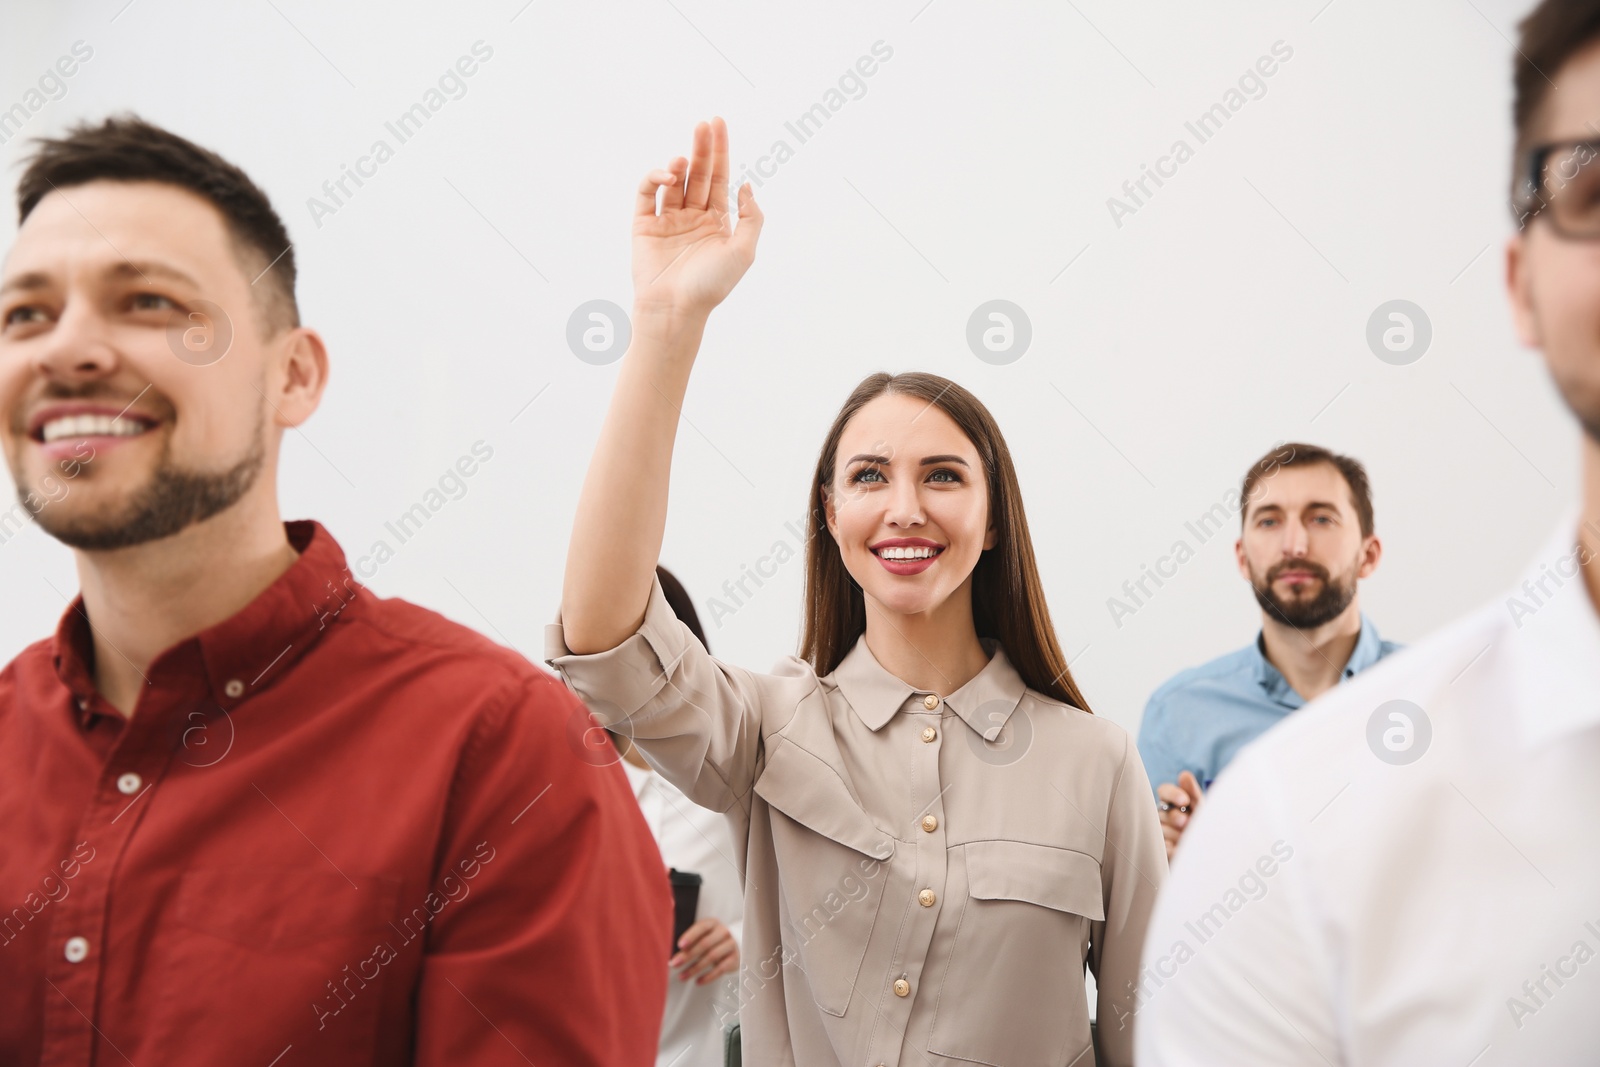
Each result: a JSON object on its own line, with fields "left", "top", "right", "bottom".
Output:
{"left": 678, "top": 931, "right": 736, "bottom": 981}
{"left": 659, "top": 156, "right": 688, "bottom": 213}
{"left": 634, "top": 168, "right": 679, "bottom": 218}
{"left": 668, "top": 917, "right": 717, "bottom": 967}
{"left": 676, "top": 916, "right": 718, "bottom": 950}
{"left": 642, "top": 121, "right": 754, "bottom": 237}
{"left": 730, "top": 182, "right": 763, "bottom": 258}
{"left": 692, "top": 938, "right": 739, "bottom": 983}
{"left": 673, "top": 941, "right": 713, "bottom": 975}
{"left": 675, "top": 921, "right": 720, "bottom": 959}
{"left": 698, "top": 960, "right": 735, "bottom": 983}
{"left": 630, "top": 122, "right": 759, "bottom": 314}
{"left": 706, "top": 116, "right": 731, "bottom": 216}
{"left": 671, "top": 917, "right": 734, "bottom": 975}
{"left": 684, "top": 120, "right": 713, "bottom": 210}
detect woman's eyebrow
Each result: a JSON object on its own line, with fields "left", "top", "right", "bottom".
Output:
{"left": 843, "top": 453, "right": 971, "bottom": 467}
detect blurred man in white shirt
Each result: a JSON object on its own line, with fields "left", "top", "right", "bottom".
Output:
{"left": 1136, "top": 2, "right": 1600, "bottom": 1063}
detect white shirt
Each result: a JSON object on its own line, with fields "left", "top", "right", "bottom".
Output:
{"left": 1135, "top": 513, "right": 1600, "bottom": 1066}
{"left": 621, "top": 755, "right": 745, "bottom": 1067}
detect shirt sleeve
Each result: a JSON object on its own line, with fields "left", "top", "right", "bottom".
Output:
{"left": 1136, "top": 691, "right": 1185, "bottom": 801}
{"left": 411, "top": 672, "right": 673, "bottom": 1067}
{"left": 1090, "top": 730, "right": 1169, "bottom": 1067}
{"left": 543, "top": 570, "right": 783, "bottom": 816}
{"left": 1133, "top": 752, "right": 1340, "bottom": 1066}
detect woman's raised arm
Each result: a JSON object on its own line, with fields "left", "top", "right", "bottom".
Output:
{"left": 561, "top": 117, "right": 763, "bottom": 654}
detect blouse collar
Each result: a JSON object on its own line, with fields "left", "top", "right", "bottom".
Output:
{"left": 828, "top": 633, "right": 1030, "bottom": 739}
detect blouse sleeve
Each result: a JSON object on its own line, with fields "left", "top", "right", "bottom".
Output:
{"left": 543, "top": 570, "right": 797, "bottom": 818}
{"left": 1089, "top": 730, "right": 1169, "bottom": 1067}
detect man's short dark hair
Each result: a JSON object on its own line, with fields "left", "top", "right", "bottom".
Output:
{"left": 1511, "top": 1, "right": 1600, "bottom": 212}
{"left": 15, "top": 113, "right": 298, "bottom": 335}
{"left": 1240, "top": 442, "right": 1374, "bottom": 539}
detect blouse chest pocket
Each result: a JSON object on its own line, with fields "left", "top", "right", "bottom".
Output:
{"left": 752, "top": 740, "right": 896, "bottom": 1018}
{"left": 929, "top": 839, "right": 1103, "bottom": 1067}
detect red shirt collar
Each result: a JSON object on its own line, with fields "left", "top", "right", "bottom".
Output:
{"left": 49, "top": 519, "right": 360, "bottom": 721}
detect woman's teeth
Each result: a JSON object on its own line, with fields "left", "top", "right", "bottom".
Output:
{"left": 875, "top": 545, "right": 940, "bottom": 560}
{"left": 40, "top": 415, "right": 150, "bottom": 443}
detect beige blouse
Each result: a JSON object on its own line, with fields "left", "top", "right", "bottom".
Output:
{"left": 544, "top": 573, "right": 1165, "bottom": 1067}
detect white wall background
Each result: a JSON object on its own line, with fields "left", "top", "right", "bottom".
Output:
{"left": 0, "top": 0, "right": 1572, "bottom": 739}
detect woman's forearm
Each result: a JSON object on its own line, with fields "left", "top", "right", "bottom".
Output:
{"left": 560, "top": 304, "right": 708, "bottom": 654}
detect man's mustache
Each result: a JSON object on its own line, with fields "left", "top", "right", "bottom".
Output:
{"left": 10, "top": 382, "right": 167, "bottom": 436}
{"left": 1265, "top": 559, "right": 1330, "bottom": 583}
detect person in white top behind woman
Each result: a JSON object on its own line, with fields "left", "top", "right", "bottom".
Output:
{"left": 1136, "top": 3, "right": 1600, "bottom": 1063}
{"left": 607, "top": 565, "right": 743, "bottom": 1067}
{"left": 543, "top": 117, "right": 1164, "bottom": 1067}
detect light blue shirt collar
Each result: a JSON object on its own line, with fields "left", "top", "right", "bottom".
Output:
{"left": 1249, "top": 611, "right": 1387, "bottom": 708}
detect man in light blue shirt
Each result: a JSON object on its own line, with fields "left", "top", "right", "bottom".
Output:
{"left": 1137, "top": 442, "right": 1402, "bottom": 859}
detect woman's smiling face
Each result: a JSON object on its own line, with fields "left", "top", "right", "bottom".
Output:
{"left": 823, "top": 392, "right": 997, "bottom": 618}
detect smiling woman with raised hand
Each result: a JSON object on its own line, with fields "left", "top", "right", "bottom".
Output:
{"left": 546, "top": 117, "right": 1165, "bottom": 1067}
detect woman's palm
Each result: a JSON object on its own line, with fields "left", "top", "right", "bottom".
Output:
{"left": 632, "top": 117, "right": 761, "bottom": 314}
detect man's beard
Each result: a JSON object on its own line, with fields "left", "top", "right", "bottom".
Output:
{"left": 24, "top": 425, "right": 266, "bottom": 552}
{"left": 1541, "top": 345, "right": 1600, "bottom": 447}
{"left": 1560, "top": 389, "right": 1600, "bottom": 448}
{"left": 1250, "top": 556, "right": 1357, "bottom": 630}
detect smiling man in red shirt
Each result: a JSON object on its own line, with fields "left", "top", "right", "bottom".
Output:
{"left": 0, "top": 115, "right": 670, "bottom": 1066}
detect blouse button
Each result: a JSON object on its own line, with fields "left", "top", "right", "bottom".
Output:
{"left": 919, "top": 888, "right": 936, "bottom": 907}
{"left": 893, "top": 978, "right": 911, "bottom": 997}
{"left": 920, "top": 814, "right": 938, "bottom": 833}
{"left": 921, "top": 726, "right": 937, "bottom": 743}
{"left": 922, "top": 694, "right": 939, "bottom": 710}
{"left": 223, "top": 679, "right": 245, "bottom": 698}
{"left": 116, "top": 773, "right": 142, "bottom": 795}
{"left": 64, "top": 936, "right": 89, "bottom": 963}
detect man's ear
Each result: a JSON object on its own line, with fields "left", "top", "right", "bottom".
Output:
{"left": 1356, "top": 534, "right": 1382, "bottom": 579}
{"left": 1506, "top": 232, "right": 1543, "bottom": 348}
{"left": 271, "top": 327, "right": 330, "bottom": 429}
{"left": 1233, "top": 537, "right": 1250, "bottom": 581}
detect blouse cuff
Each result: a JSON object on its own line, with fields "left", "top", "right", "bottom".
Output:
{"left": 542, "top": 571, "right": 692, "bottom": 727}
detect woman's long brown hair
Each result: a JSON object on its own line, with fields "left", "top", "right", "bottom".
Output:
{"left": 798, "top": 372, "right": 1094, "bottom": 713}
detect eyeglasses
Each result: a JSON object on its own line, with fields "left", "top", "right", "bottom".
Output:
{"left": 1514, "top": 139, "right": 1600, "bottom": 239}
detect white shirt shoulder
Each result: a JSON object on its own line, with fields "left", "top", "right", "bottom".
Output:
{"left": 1136, "top": 520, "right": 1600, "bottom": 1066}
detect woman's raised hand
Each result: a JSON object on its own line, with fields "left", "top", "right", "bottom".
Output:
{"left": 562, "top": 118, "right": 757, "bottom": 655}
{"left": 632, "top": 117, "right": 763, "bottom": 318}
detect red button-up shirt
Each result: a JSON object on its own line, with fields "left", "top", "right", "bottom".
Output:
{"left": 0, "top": 520, "right": 671, "bottom": 1066}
